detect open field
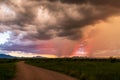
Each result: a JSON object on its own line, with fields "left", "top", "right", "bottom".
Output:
{"left": 0, "top": 58, "right": 120, "bottom": 80}
{"left": 0, "top": 59, "right": 17, "bottom": 80}
{"left": 26, "top": 58, "right": 120, "bottom": 80}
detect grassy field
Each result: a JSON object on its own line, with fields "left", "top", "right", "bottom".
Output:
{"left": 0, "top": 59, "right": 17, "bottom": 80}
{"left": 26, "top": 58, "right": 120, "bottom": 80}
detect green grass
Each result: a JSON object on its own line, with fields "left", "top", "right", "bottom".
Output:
{"left": 0, "top": 59, "right": 17, "bottom": 80}
{"left": 26, "top": 58, "right": 120, "bottom": 80}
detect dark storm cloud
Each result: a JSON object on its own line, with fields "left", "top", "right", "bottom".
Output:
{"left": 48, "top": 0, "right": 86, "bottom": 4}
{"left": 50, "top": 0, "right": 120, "bottom": 7}
{"left": 0, "top": 0, "right": 120, "bottom": 41}
{"left": 0, "top": 43, "right": 37, "bottom": 53}
{"left": 33, "top": 29, "right": 54, "bottom": 40}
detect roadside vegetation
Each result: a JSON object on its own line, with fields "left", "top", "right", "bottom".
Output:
{"left": 26, "top": 58, "right": 120, "bottom": 80}
{"left": 0, "top": 59, "right": 17, "bottom": 80}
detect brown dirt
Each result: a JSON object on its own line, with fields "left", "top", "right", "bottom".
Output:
{"left": 13, "top": 61, "right": 78, "bottom": 80}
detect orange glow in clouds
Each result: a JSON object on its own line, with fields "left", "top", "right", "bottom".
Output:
{"left": 71, "top": 39, "right": 92, "bottom": 57}
{"left": 71, "top": 16, "right": 120, "bottom": 58}
{"left": 8, "top": 51, "right": 57, "bottom": 58}
{"left": 37, "top": 42, "right": 56, "bottom": 54}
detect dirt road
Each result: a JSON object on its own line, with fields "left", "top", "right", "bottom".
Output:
{"left": 13, "top": 61, "right": 78, "bottom": 80}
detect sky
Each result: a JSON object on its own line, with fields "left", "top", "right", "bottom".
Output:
{"left": 0, "top": 0, "right": 120, "bottom": 58}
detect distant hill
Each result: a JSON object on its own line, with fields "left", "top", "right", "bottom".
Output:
{"left": 0, "top": 54, "right": 15, "bottom": 58}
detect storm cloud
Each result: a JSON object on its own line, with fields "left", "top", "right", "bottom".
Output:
{"left": 0, "top": 0, "right": 120, "bottom": 41}
{"left": 0, "top": 0, "right": 120, "bottom": 57}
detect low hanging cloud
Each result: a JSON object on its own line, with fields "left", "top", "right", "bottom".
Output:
{"left": 0, "top": 0, "right": 120, "bottom": 41}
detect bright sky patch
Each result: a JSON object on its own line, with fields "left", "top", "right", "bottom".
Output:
{"left": 0, "top": 31, "right": 11, "bottom": 45}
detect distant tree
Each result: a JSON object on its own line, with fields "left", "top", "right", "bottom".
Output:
{"left": 109, "top": 56, "right": 116, "bottom": 63}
